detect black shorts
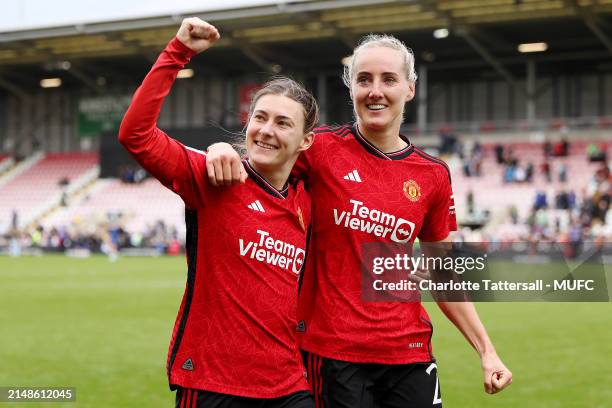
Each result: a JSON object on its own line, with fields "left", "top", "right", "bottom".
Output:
{"left": 303, "top": 351, "right": 442, "bottom": 408}
{"left": 174, "top": 388, "right": 314, "bottom": 408}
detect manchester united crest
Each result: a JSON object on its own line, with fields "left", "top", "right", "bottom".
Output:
{"left": 403, "top": 180, "right": 421, "bottom": 202}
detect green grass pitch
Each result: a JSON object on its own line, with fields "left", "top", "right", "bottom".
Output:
{"left": 1, "top": 255, "right": 611, "bottom": 407}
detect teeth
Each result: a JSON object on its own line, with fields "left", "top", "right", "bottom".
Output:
{"left": 367, "top": 104, "right": 386, "bottom": 110}
{"left": 255, "top": 141, "right": 277, "bottom": 150}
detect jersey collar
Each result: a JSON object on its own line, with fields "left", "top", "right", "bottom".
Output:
{"left": 352, "top": 124, "right": 414, "bottom": 161}
{"left": 243, "top": 160, "right": 288, "bottom": 199}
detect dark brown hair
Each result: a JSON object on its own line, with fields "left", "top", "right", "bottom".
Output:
{"left": 249, "top": 77, "right": 319, "bottom": 133}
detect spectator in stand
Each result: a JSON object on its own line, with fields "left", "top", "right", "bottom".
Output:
{"left": 503, "top": 163, "right": 515, "bottom": 183}
{"left": 543, "top": 140, "right": 553, "bottom": 158}
{"left": 508, "top": 205, "right": 519, "bottom": 225}
{"left": 534, "top": 190, "right": 548, "bottom": 210}
{"left": 503, "top": 146, "right": 517, "bottom": 166}
{"left": 558, "top": 163, "right": 567, "bottom": 183}
{"left": 514, "top": 165, "right": 526, "bottom": 183}
{"left": 494, "top": 144, "right": 504, "bottom": 164}
{"left": 467, "top": 190, "right": 475, "bottom": 215}
{"left": 525, "top": 162, "right": 534, "bottom": 182}
{"left": 541, "top": 160, "right": 552, "bottom": 183}
{"left": 555, "top": 191, "right": 569, "bottom": 210}
{"left": 587, "top": 142, "right": 608, "bottom": 162}
{"left": 553, "top": 138, "right": 569, "bottom": 157}
{"left": 568, "top": 191, "right": 577, "bottom": 210}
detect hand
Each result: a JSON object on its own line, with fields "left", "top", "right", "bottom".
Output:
{"left": 481, "top": 351, "right": 512, "bottom": 394}
{"left": 206, "top": 143, "right": 247, "bottom": 186}
{"left": 176, "top": 17, "right": 220, "bottom": 54}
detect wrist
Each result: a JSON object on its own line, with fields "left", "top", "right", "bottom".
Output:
{"left": 478, "top": 344, "right": 497, "bottom": 358}
{"left": 170, "top": 36, "right": 197, "bottom": 59}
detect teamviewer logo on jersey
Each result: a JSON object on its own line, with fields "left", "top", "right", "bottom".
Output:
{"left": 343, "top": 170, "right": 362, "bottom": 182}
{"left": 248, "top": 200, "right": 265, "bottom": 212}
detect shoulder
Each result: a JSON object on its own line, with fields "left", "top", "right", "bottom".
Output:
{"left": 308, "top": 124, "right": 355, "bottom": 155}
{"left": 313, "top": 124, "right": 354, "bottom": 140}
{"left": 410, "top": 145, "right": 452, "bottom": 184}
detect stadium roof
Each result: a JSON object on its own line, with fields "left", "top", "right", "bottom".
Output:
{"left": 1, "top": 0, "right": 612, "bottom": 92}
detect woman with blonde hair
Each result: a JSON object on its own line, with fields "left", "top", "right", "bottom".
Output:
{"left": 206, "top": 33, "right": 512, "bottom": 407}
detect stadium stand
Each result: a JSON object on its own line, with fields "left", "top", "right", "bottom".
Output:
{"left": 450, "top": 139, "right": 610, "bottom": 240}
{"left": 0, "top": 152, "right": 99, "bottom": 233}
{"left": 42, "top": 177, "right": 185, "bottom": 238}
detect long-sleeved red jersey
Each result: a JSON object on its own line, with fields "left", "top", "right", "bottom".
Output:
{"left": 294, "top": 124, "right": 457, "bottom": 364}
{"left": 119, "top": 37, "right": 311, "bottom": 398}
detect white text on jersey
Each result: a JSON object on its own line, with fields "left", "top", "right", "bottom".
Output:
{"left": 333, "top": 199, "right": 415, "bottom": 243}
{"left": 239, "top": 229, "right": 305, "bottom": 274}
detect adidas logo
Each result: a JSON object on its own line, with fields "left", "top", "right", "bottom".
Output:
{"left": 248, "top": 200, "right": 265, "bottom": 212}
{"left": 343, "top": 170, "right": 362, "bottom": 182}
{"left": 181, "top": 358, "right": 194, "bottom": 371}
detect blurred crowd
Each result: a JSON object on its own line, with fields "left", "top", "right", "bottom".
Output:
{"left": 1, "top": 218, "right": 184, "bottom": 257}
{"left": 455, "top": 138, "right": 610, "bottom": 243}
{"left": 1, "top": 136, "right": 610, "bottom": 257}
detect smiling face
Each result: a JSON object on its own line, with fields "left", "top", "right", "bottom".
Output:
{"left": 246, "top": 94, "right": 312, "bottom": 172}
{"left": 350, "top": 46, "right": 415, "bottom": 133}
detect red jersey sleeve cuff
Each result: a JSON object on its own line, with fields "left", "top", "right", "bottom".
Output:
{"left": 166, "top": 36, "right": 198, "bottom": 63}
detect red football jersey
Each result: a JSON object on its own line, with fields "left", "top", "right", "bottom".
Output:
{"left": 119, "top": 38, "right": 311, "bottom": 398}
{"left": 294, "top": 124, "right": 457, "bottom": 364}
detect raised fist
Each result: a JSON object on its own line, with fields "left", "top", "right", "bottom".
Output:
{"left": 176, "top": 17, "right": 220, "bottom": 54}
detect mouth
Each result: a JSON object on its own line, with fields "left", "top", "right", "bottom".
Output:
{"left": 366, "top": 104, "right": 387, "bottom": 111}
{"left": 254, "top": 140, "right": 278, "bottom": 150}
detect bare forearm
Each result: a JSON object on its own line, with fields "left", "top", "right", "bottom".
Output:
{"left": 436, "top": 301, "right": 495, "bottom": 356}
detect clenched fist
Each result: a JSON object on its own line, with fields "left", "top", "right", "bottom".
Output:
{"left": 176, "top": 17, "right": 220, "bottom": 54}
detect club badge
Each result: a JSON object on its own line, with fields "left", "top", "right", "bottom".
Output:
{"left": 403, "top": 180, "right": 421, "bottom": 202}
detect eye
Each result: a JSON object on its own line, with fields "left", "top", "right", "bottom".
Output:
{"left": 385, "top": 76, "right": 398, "bottom": 84}
{"left": 278, "top": 120, "right": 292, "bottom": 128}
{"left": 253, "top": 113, "right": 265, "bottom": 121}
{"left": 356, "top": 76, "right": 370, "bottom": 85}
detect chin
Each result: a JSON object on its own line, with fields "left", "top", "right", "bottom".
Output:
{"left": 250, "top": 154, "right": 278, "bottom": 168}
{"left": 362, "top": 118, "right": 389, "bottom": 131}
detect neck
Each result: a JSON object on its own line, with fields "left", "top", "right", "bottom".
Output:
{"left": 247, "top": 159, "right": 292, "bottom": 191}
{"left": 357, "top": 119, "right": 406, "bottom": 153}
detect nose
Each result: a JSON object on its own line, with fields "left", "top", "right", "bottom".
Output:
{"left": 259, "top": 120, "right": 275, "bottom": 136}
{"left": 368, "top": 80, "right": 383, "bottom": 99}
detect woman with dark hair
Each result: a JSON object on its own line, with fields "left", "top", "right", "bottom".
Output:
{"left": 119, "top": 18, "right": 318, "bottom": 408}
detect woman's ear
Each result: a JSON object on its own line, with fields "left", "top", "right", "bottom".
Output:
{"left": 298, "top": 131, "right": 315, "bottom": 152}
{"left": 405, "top": 82, "right": 416, "bottom": 103}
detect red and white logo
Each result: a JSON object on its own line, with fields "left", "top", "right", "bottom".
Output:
{"left": 239, "top": 230, "right": 305, "bottom": 274}
{"left": 333, "top": 199, "right": 415, "bottom": 243}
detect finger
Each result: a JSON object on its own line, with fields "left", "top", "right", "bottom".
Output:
{"left": 206, "top": 160, "right": 218, "bottom": 187}
{"left": 240, "top": 163, "right": 248, "bottom": 183}
{"left": 492, "top": 371, "right": 512, "bottom": 392}
{"left": 212, "top": 160, "right": 225, "bottom": 187}
{"left": 484, "top": 376, "right": 493, "bottom": 394}
{"left": 230, "top": 158, "right": 242, "bottom": 184}
{"left": 222, "top": 160, "right": 233, "bottom": 186}
{"left": 191, "top": 22, "right": 217, "bottom": 40}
